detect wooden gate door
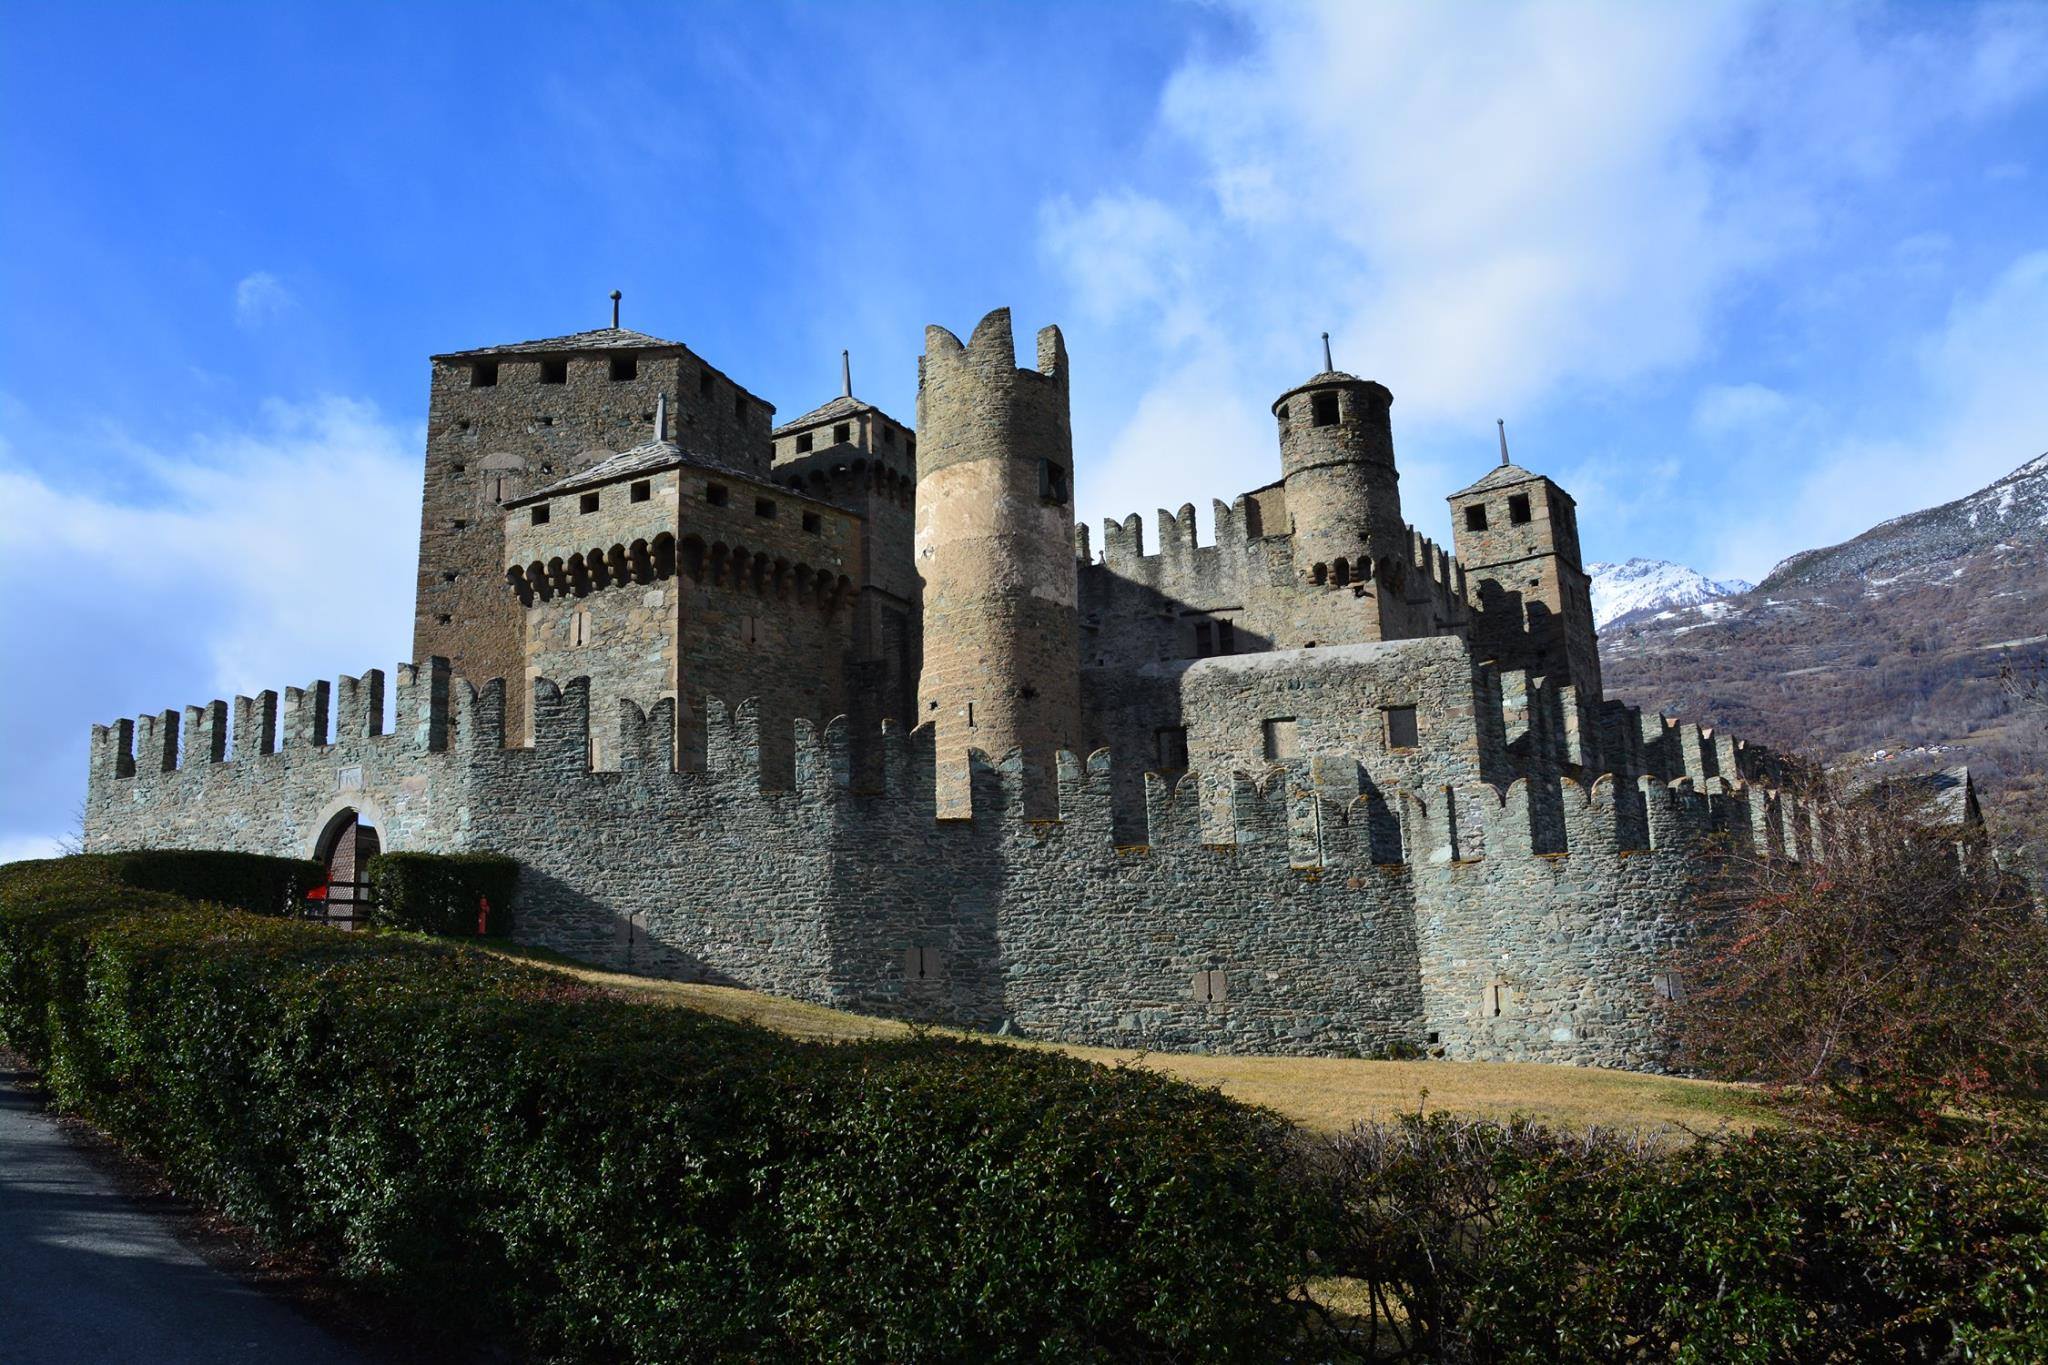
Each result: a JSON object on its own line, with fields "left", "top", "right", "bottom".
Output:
{"left": 320, "top": 813, "right": 380, "bottom": 930}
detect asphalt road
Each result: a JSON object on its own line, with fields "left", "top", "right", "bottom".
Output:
{"left": 0, "top": 1071, "right": 369, "bottom": 1365}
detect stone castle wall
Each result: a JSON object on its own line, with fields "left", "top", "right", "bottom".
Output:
{"left": 83, "top": 647, "right": 1813, "bottom": 1070}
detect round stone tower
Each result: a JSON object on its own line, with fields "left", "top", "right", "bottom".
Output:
{"left": 1272, "top": 371, "right": 1407, "bottom": 586}
{"left": 915, "top": 307, "right": 1081, "bottom": 810}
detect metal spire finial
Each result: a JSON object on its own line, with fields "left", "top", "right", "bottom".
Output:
{"left": 841, "top": 349, "right": 851, "bottom": 399}
{"left": 610, "top": 290, "right": 622, "bottom": 329}
{"left": 1497, "top": 418, "right": 1510, "bottom": 467}
{"left": 655, "top": 392, "right": 668, "bottom": 442}
{"left": 1321, "top": 331, "right": 1333, "bottom": 373}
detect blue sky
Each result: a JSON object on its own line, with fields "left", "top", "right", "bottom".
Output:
{"left": 3, "top": 0, "right": 2045, "bottom": 859}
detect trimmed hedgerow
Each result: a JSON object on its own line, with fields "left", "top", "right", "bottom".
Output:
{"left": 1306, "top": 1112, "right": 2048, "bottom": 1361}
{"left": 364, "top": 851, "right": 517, "bottom": 937}
{"left": 0, "top": 856, "right": 1314, "bottom": 1363}
{"left": 103, "top": 849, "right": 322, "bottom": 918}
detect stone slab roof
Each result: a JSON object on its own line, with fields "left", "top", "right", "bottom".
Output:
{"left": 433, "top": 327, "right": 685, "bottom": 360}
{"left": 771, "top": 392, "right": 912, "bottom": 437}
{"left": 1450, "top": 462, "right": 1546, "bottom": 498}
{"left": 507, "top": 440, "right": 747, "bottom": 507}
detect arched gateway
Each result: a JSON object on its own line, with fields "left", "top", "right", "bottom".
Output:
{"left": 314, "top": 808, "right": 380, "bottom": 929}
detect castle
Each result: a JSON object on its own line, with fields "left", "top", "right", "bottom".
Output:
{"left": 83, "top": 305, "right": 1816, "bottom": 1070}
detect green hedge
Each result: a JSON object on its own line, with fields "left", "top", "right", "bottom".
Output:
{"left": 0, "top": 857, "right": 1313, "bottom": 1362}
{"left": 1308, "top": 1112, "right": 2048, "bottom": 1361}
{"left": 101, "top": 849, "right": 322, "bottom": 918}
{"left": 365, "top": 851, "right": 518, "bottom": 936}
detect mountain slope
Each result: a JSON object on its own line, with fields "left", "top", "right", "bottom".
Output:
{"left": 1598, "top": 452, "right": 2048, "bottom": 847}
{"left": 1587, "top": 558, "right": 1751, "bottom": 630}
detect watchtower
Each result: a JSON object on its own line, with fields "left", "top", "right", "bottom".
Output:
{"left": 1272, "top": 364, "right": 1413, "bottom": 635}
{"left": 1448, "top": 436, "right": 1601, "bottom": 698}
{"left": 915, "top": 308, "right": 1081, "bottom": 811}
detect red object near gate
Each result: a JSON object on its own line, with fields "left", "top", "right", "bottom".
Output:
{"left": 477, "top": 895, "right": 490, "bottom": 936}
{"left": 307, "top": 883, "right": 329, "bottom": 901}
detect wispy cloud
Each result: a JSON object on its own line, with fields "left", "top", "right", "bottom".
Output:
{"left": 1046, "top": 0, "right": 2048, "bottom": 554}
{"left": 0, "top": 396, "right": 420, "bottom": 849}
{"left": 234, "top": 270, "right": 293, "bottom": 327}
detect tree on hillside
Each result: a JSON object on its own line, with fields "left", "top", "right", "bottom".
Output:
{"left": 1674, "top": 777, "right": 2048, "bottom": 1127}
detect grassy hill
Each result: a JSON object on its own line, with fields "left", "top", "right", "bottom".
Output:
{"left": 484, "top": 942, "right": 1768, "bottom": 1136}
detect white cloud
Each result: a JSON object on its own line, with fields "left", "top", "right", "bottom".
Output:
{"left": 1692, "top": 382, "right": 1794, "bottom": 436}
{"left": 1046, "top": 0, "right": 2048, "bottom": 541}
{"left": 234, "top": 270, "right": 293, "bottom": 327}
{"left": 0, "top": 395, "right": 420, "bottom": 706}
{"left": 1714, "top": 248, "right": 2048, "bottom": 581}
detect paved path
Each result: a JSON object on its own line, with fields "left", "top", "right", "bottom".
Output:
{"left": 0, "top": 1069, "right": 370, "bottom": 1364}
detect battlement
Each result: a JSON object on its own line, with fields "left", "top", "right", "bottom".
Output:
{"left": 505, "top": 528, "right": 853, "bottom": 612}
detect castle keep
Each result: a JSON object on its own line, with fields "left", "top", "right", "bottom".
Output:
{"left": 84, "top": 306, "right": 1811, "bottom": 1069}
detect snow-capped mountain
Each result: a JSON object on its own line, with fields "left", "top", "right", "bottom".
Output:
{"left": 1585, "top": 558, "right": 1752, "bottom": 630}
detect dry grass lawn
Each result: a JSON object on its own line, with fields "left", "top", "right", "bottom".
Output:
{"left": 480, "top": 943, "right": 1767, "bottom": 1135}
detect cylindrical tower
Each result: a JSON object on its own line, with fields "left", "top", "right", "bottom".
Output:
{"left": 915, "top": 307, "right": 1081, "bottom": 811}
{"left": 1272, "top": 372, "right": 1407, "bottom": 587}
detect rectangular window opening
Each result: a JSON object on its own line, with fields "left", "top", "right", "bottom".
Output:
{"left": 540, "top": 358, "right": 567, "bottom": 385}
{"left": 833, "top": 422, "right": 851, "bottom": 444}
{"left": 1508, "top": 493, "right": 1532, "bottom": 524}
{"left": 580, "top": 492, "right": 600, "bottom": 514}
{"left": 609, "top": 354, "right": 638, "bottom": 382}
{"left": 796, "top": 432, "right": 814, "bottom": 453}
{"left": 1385, "top": 705, "right": 1419, "bottom": 750}
{"left": 1310, "top": 391, "right": 1339, "bottom": 426}
{"left": 1194, "top": 621, "right": 1214, "bottom": 656}
{"left": 630, "top": 480, "right": 651, "bottom": 503}
{"left": 470, "top": 361, "right": 498, "bottom": 388}
{"left": 698, "top": 369, "right": 714, "bottom": 396}
{"left": 1464, "top": 503, "right": 1489, "bottom": 532}
{"left": 530, "top": 504, "right": 551, "bottom": 526}
{"left": 1217, "top": 619, "right": 1236, "bottom": 655}
{"left": 733, "top": 393, "right": 747, "bottom": 422}
{"left": 1039, "top": 459, "right": 1070, "bottom": 505}
{"left": 1155, "top": 726, "right": 1188, "bottom": 771}
{"left": 883, "top": 426, "right": 896, "bottom": 446}
{"left": 802, "top": 511, "right": 822, "bottom": 534}
{"left": 1261, "top": 717, "right": 1299, "bottom": 761}
{"left": 755, "top": 497, "right": 776, "bottom": 519}
{"left": 706, "top": 483, "right": 729, "bottom": 507}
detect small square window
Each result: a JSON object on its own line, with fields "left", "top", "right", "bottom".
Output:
{"left": 802, "top": 511, "right": 822, "bottom": 534}
{"left": 1311, "top": 391, "right": 1339, "bottom": 426}
{"left": 1385, "top": 705, "right": 1419, "bottom": 750}
{"left": 435, "top": 613, "right": 452, "bottom": 625}
{"left": 1155, "top": 726, "right": 1188, "bottom": 771}
{"left": 470, "top": 361, "right": 498, "bottom": 388}
{"left": 540, "top": 358, "right": 567, "bottom": 385}
{"left": 833, "top": 422, "right": 850, "bottom": 444}
{"left": 451, "top": 462, "right": 467, "bottom": 473}
{"left": 441, "top": 569, "right": 458, "bottom": 582}
{"left": 530, "top": 504, "right": 550, "bottom": 525}
{"left": 755, "top": 497, "right": 776, "bottom": 519}
{"left": 1508, "top": 493, "right": 1532, "bottom": 524}
{"left": 580, "top": 492, "right": 600, "bottom": 514}
{"left": 797, "top": 432, "right": 814, "bottom": 453}
{"left": 706, "top": 483, "right": 729, "bottom": 507}
{"left": 1262, "top": 717, "right": 1299, "bottom": 761}
{"left": 1464, "top": 504, "right": 1489, "bottom": 532}
{"left": 450, "top": 518, "right": 468, "bottom": 530}
{"left": 630, "top": 480, "right": 651, "bottom": 503}
{"left": 609, "top": 354, "right": 638, "bottom": 382}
